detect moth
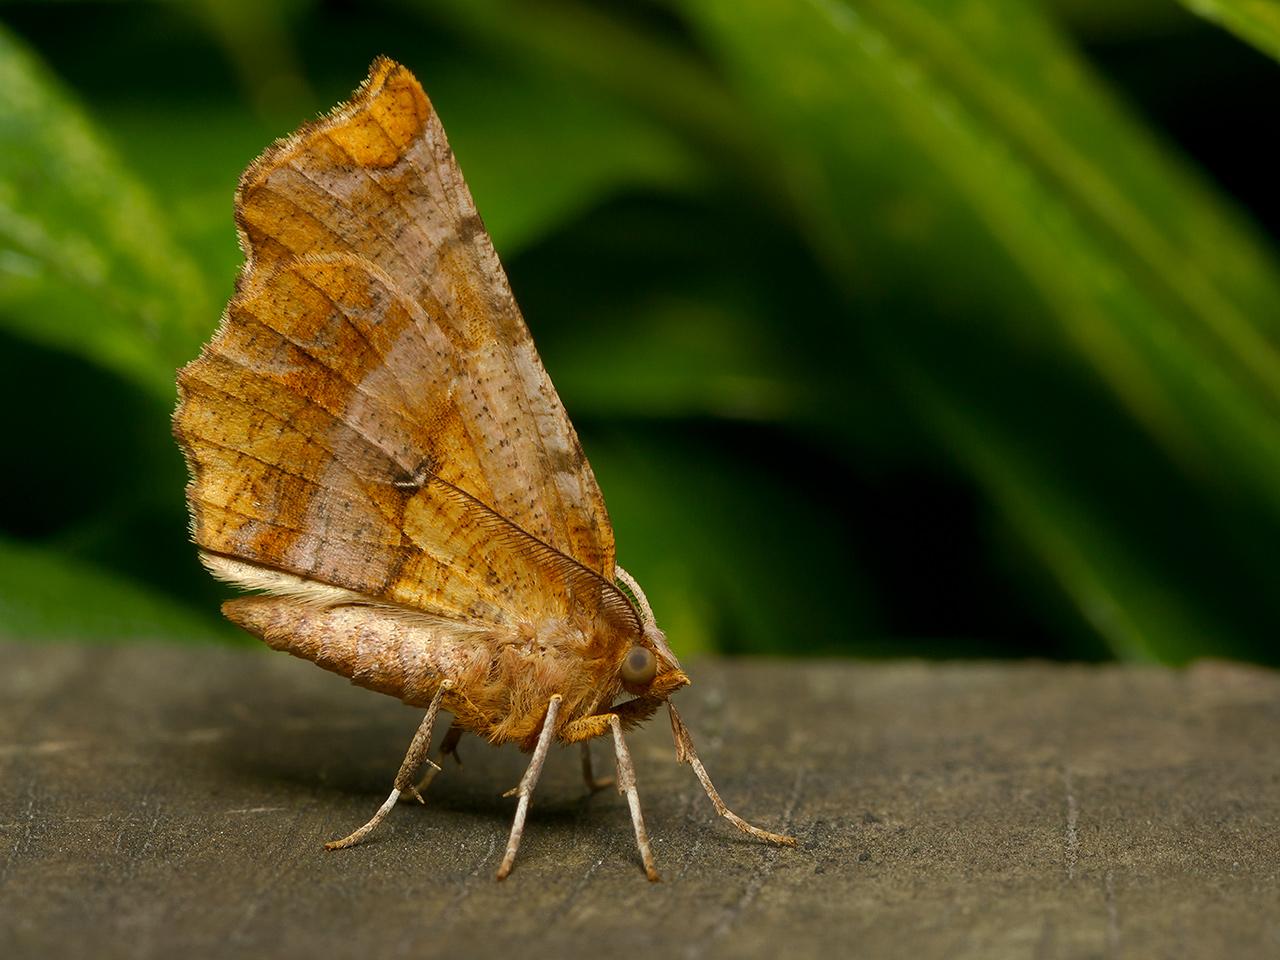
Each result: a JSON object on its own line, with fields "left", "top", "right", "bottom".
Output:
{"left": 173, "top": 57, "right": 795, "bottom": 880}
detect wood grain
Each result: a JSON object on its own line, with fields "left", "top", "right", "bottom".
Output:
{"left": 3, "top": 645, "right": 1279, "bottom": 960}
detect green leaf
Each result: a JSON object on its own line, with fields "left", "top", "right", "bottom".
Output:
{"left": 423, "top": 0, "right": 756, "bottom": 172}
{"left": 683, "top": 0, "right": 1280, "bottom": 486}
{"left": 1047, "top": 0, "right": 1189, "bottom": 37}
{"left": 1178, "top": 0, "right": 1280, "bottom": 62}
{"left": 424, "top": 62, "right": 700, "bottom": 255}
{"left": 549, "top": 292, "right": 802, "bottom": 421}
{"left": 0, "top": 25, "right": 213, "bottom": 398}
{"left": 678, "top": 0, "right": 1280, "bottom": 658}
{"left": 888, "top": 348, "right": 1249, "bottom": 664}
{"left": 0, "top": 537, "right": 236, "bottom": 643}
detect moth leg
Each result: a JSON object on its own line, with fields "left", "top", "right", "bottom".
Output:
{"left": 407, "top": 722, "right": 464, "bottom": 801}
{"left": 324, "top": 680, "right": 452, "bottom": 850}
{"left": 608, "top": 714, "right": 660, "bottom": 882}
{"left": 496, "top": 694, "right": 561, "bottom": 880}
{"left": 560, "top": 712, "right": 658, "bottom": 879}
{"left": 668, "top": 702, "right": 797, "bottom": 847}
{"left": 580, "top": 741, "right": 614, "bottom": 793}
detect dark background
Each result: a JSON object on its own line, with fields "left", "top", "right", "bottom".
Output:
{"left": 1, "top": 0, "right": 1277, "bottom": 664}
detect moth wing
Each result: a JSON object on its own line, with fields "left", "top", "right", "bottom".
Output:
{"left": 176, "top": 253, "right": 634, "bottom": 630}
{"left": 174, "top": 58, "right": 630, "bottom": 630}
{"left": 229, "top": 56, "right": 611, "bottom": 574}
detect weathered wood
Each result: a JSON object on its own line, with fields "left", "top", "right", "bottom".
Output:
{"left": 1, "top": 645, "right": 1278, "bottom": 959}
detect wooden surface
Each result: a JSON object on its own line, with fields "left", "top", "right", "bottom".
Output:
{"left": 1, "top": 644, "right": 1279, "bottom": 959}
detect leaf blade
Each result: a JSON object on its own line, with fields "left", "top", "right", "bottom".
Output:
{"left": 1179, "top": 0, "right": 1280, "bottom": 62}
{"left": 0, "top": 24, "right": 212, "bottom": 397}
{"left": 679, "top": 0, "right": 1280, "bottom": 658}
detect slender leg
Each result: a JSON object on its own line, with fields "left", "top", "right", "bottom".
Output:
{"left": 496, "top": 695, "right": 561, "bottom": 880}
{"left": 668, "top": 702, "right": 797, "bottom": 847}
{"left": 324, "top": 680, "right": 451, "bottom": 851}
{"left": 609, "top": 715, "right": 660, "bottom": 882}
{"left": 580, "top": 741, "right": 614, "bottom": 793}
{"left": 408, "top": 722, "right": 464, "bottom": 800}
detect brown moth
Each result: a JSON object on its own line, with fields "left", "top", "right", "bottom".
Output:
{"left": 172, "top": 56, "right": 795, "bottom": 880}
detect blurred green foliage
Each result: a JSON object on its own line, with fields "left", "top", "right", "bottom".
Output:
{"left": 0, "top": 0, "right": 1277, "bottom": 662}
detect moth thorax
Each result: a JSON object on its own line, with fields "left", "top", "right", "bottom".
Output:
{"left": 528, "top": 618, "right": 589, "bottom": 655}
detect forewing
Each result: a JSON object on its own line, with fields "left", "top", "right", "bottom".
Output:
{"left": 226, "top": 56, "right": 612, "bottom": 575}
{"left": 175, "top": 59, "right": 629, "bottom": 627}
{"left": 176, "top": 253, "right": 633, "bottom": 631}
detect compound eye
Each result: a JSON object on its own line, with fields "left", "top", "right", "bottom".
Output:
{"left": 620, "top": 645, "right": 657, "bottom": 685}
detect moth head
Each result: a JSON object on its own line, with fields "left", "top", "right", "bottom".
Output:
{"left": 614, "top": 567, "right": 688, "bottom": 699}
{"left": 618, "top": 621, "right": 688, "bottom": 698}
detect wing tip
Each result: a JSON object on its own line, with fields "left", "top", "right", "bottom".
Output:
{"left": 235, "top": 56, "right": 429, "bottom": 199}
{"left": 230, "top": 56, "right": 433, "bottom": 287}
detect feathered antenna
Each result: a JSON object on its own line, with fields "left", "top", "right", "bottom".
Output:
{"left": 614, "top": 566, "right": 655, "bottom": 623}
